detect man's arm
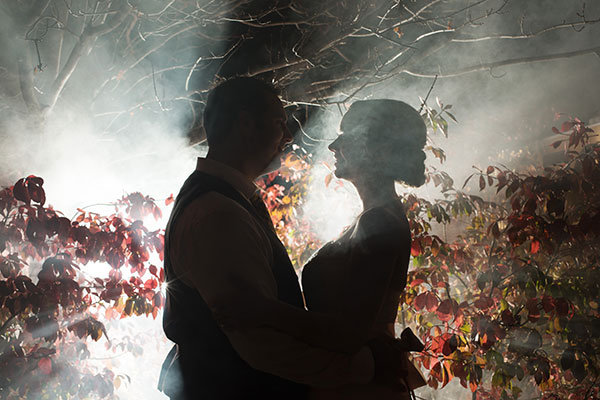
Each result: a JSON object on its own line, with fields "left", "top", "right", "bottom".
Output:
{"left": 171, "top": 194, "right": 374, "bottom": 388}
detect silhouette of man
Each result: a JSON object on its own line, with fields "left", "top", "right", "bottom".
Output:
{"left": 158, "top": 77, "right": 397, "bottom": 399}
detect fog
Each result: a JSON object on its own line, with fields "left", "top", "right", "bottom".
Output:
{"left": 1, "top": 0, "right": 599, "bottom": 399}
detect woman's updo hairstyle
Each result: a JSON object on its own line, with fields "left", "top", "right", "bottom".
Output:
{"left": 340, "top": 99, "right": 427, "bottom": 187}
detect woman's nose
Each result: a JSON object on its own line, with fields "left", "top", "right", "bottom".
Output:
{"left": 328, "top": 137, "right": 340, "bottom": 152}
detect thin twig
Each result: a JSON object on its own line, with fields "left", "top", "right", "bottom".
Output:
{"left": 418, "top": 74, "right": 438, "bottom": 113}
{"left": 151, "top": 61, "right": 168, "bottom": 111}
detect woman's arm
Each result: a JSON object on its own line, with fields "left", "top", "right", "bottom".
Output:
{"left": 334, "top": 208, "right": 410, "bottom": 342}
{"left": 213, "top": 291, "right": 365, "bottom": 353}
{"left": 265, "top": 297, "right": 372, "bottom": 352}
{"left": 213, "top": 208, "right": 409, "bottom": 352}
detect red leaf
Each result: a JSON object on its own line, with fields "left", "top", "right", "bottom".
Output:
{"left": 501, "top": 309, "right": 516, "bottom": 326}
{"left": 474, "top": 296, "right": 493, "bottom": 310}
{"left": 414, "top": 293, "right": 427, "bottom": 310}
{"left": 436, "top": 299, "right": 455, "bottom": 322}
{"left": 560, "top": 121, "right": 574, "bottom": 132}
{"left": 149, "top": 264, "right": 158, "bottom": 277}
{"left": 479, "top": 175, "right": 485, "bottom": 191}
{"left": 122, "top": 281, "right": 134, "bottom": 297}
{"left": 410, "top": 278, "right": 424, "bottom": 287}
{"left": 430, "top": 361, "right": 442, "bottom": 379}
{"left": 555, "top": 298, "right": 570, "bottom": 316}
{"left": 144, "top": 278, "right": 158, "bottom": 290}
{"left": 541, "top": 295, "right": 554, "bottom": 313}
{"left": 469, "top": 379, "right": 478, "bottom": 392}
{"left": 152, "top": 205, "right": 162, "bottom": 220}
{"left": 551, "top": 140, "right": 563, "bottom": 149}
{"left": 442, "top": 335, "right": 458, "bottom": 356}
{"left": 497, "top": 172, "right": 507, "bottom": 187}
{"left": 102, "top": 285, "right": 122, "bottom": 301}
{"left": 13, "top": 179, "right": 30, "bottom": 203}
{"left": 28, "top": 180, "right": 45, "bottom": 205}
{"left": 27, "top": 175, "right": 44, "bottom": 185}
{"left": 106, "top": 249, "right": 123, "bottom": 269}
{"left": 422, "top": 355, "right": 431, "bottom": 370}
{"left": 38, "top": 357, "right": 52, "bottom": 375}
{"left": 531, "top": 240, "right": 540, "bottom": 254}
{"left": 453, "top": 309, "right": 465, "bottom": 328}
{"left": 551, "top": 127, "right": 560, "bottom": 134}
{"left": 165, "top": 194, "right": 174, "bottom": 206}
{"left": 108, "top": 268, "right": 122, "bottom": 282}
{"left": 425, "top": 292, "right": 439, "bottom": 312}
{"left": 411, "top": 240, "right": 422, "bottom": 257}
{"left": 486, "top": 166, "right": 494, "bottom": 174}
{"left": 527, "top": 298, "right": 540, "bottom": 322}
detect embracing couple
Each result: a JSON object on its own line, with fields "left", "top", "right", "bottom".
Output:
{"left": 158, "top": 77, "right": 428, "bottom": 399}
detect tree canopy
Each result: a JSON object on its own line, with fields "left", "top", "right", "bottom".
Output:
{"left": 1, "top": 1, "right": 599, "bottom": 399}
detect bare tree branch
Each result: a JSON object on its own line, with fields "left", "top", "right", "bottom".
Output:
{"left": 2, "top": 0, "right": 599, "bottom": 141}
{"left": 17, "top": 53, "right": 41, "bottom": 115}
{"left": 452, "top": 16, "right": 600, "bottom": 42}
{"left": 47, "top": 0, "right": 130, "bottom": 113}
{"left": 402, "top": 46, "right": 600, "bottom": 78}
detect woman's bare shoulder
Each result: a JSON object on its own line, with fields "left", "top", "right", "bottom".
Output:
{"left": 354, "top": 204, "right": 409, "bottom": 241}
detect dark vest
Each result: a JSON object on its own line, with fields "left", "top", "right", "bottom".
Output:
{"left": 159, "top": 170, "right": 309, "bottom": 400}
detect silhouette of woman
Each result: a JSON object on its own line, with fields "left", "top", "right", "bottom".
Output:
{"left": 301, "top": 99, "right": 427, "bottom": 399}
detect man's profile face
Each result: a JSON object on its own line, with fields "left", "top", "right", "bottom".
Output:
{"left": 254, "top": 92, "right": 293, "bottom": 174}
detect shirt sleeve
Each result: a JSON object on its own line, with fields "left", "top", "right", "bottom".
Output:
{"left": 171, "top": 193, "right": 374, "bottom": 388}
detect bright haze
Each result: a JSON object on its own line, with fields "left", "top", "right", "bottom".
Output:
{"left": 0, "top": 1, "right": 599, "bottom": 399}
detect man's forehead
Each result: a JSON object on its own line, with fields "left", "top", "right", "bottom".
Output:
{"left": 265, "top": 92, "right": 286, "bottom": 116}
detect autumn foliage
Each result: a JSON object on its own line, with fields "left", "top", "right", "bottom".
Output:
{"left": 0, "top": 178, "right": 165, "bottom": 399}
{"left": 1, "top": 112, "right": 598, "bottom": 399}
{"left": 264, "top": 112, "right": 599, "bottom": 399}
{"left": 398, "top": 117, "right": 600, "bottom": 398}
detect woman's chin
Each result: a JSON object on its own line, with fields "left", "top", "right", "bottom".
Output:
{"left": 332, "top": 163, "right": 350, "bottom": 178}
{"left": 332, "top": 170, "right": 349, "bottom": 181}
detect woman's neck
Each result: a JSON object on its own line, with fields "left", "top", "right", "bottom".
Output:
{"left": 351, "top": 177, "right": 398, "bottom": 210}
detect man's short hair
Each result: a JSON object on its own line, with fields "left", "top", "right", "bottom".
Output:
{"left": 203, "top": 77, "right": 280, "bottom": 147}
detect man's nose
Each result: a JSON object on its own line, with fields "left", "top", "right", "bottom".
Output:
{"left": 283, "top": 125, "right": 293, "bottom": 144}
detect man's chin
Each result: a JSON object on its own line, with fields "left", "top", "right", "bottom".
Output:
{"left": 259, "top": 155, "right": 283, "bottom": 176}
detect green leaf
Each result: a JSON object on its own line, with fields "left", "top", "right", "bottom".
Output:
{"left": 491, "top": 370, "right": 504, "bottom": 387}
{"left": 460, "top": 323, "right": 471, "bottom": 334}
{"left": 512, "top": 386, "right": 523, "bottom": 396}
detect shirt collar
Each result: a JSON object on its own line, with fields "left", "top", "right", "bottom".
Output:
{"left": 195, "top": 157, "right": 257, "bottom": 200}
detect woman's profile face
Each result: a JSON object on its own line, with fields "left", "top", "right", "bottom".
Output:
{"left": 330, "top": 100, "right": 427, "bottom": 187}
{"left": 328, "top": 125, "right": 371, "bottom": 181}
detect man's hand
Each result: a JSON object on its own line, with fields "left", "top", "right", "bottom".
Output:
{"left": 367, "top": 334, "right": 410, "bottom": 388}
{"left": 397, "top": 327, "right": 425, "bottom": 352}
